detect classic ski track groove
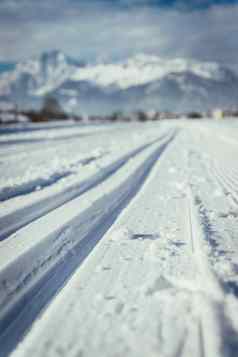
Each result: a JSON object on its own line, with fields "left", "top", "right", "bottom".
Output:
{"left": 211, "top": 163, "right": 238, "bottom": 206}
{"left": 199, "top": 128, "right": 238, "bottom": 206}
{"left": 0, "top": 131, "right": 176, "bottom": 357}
{"left": 186, "top": 187, "right": 238, "bottom": 357}
{"left": 0, "top": 125, "right": 128, "bottom": 147}
{"left": 0, "top": 131, "right": 172, "bottom": 241}
{"left": 186, "top": 188, "right": 219, "bottom": 357}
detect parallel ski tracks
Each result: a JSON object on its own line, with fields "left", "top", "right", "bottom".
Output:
{"left": 0, "top": 131, "right": 173, "bottom": 241}
{"left": 211, "top": 163, "right": 238, "bottom": 206}
{"left": 198, "top": 127, "right": 238, "bottom": 207}
{"left": 182, "top": 187, "right": 237, "bottom": 357}
{"left": 2, "top": 126, "right": 238, "bottom": 357}
{"left": 0, "top": 130, "right": 177, "bottom": 357}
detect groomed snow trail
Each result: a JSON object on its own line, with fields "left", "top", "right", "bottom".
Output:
{"left": 0, "top": 121, "right": 238, "bottom": 357}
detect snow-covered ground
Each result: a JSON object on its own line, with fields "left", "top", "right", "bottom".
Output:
{"left": 0, "top": 120, "right": 238, "bottom": 357}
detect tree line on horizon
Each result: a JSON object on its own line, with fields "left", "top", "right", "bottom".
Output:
{"left": 1, "top": 95, "right": 238, "bottom": 124}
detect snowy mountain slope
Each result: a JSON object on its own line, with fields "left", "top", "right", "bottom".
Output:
{"left": 0, "top": 51, "right": 84, "bottom": 105}
{"left": 1, "top": 51, "right": 238, "bottom": 113}
{"left": 71, "top": 54, "right": 233, "bottom": 88}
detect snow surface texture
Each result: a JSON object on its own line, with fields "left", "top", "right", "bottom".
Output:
{"left": 0, "top": 120, "right": 238, "bottom": 357}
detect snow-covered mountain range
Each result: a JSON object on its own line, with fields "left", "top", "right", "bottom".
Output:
{"left": 1, "top": 50, "right": 238, "bottom": 114}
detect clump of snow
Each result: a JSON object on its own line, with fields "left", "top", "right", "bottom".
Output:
{"left": 213, "top": 189, "right": 223, "bottom": 197}
{"left": 110, "top": 226, "right": 133, "bottom": 241}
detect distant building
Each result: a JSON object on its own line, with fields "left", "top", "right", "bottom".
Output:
{"left": 212, "top": 109, "right": 224, "bottom": 120}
